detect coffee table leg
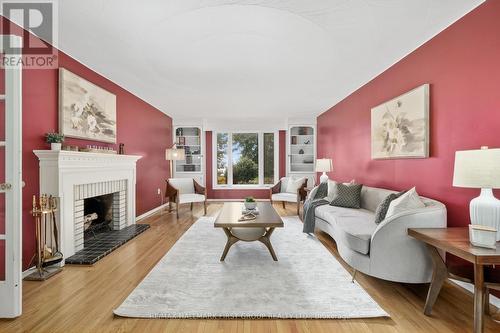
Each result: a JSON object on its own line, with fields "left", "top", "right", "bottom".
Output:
{"left": 259, "top": 227, "right": 278, "bottom": 261}
{"left": 220, "top": 227, "right": 239, "bottom": 261}
{"left": 424, "top": 244, "right": 448, "bottom": 315}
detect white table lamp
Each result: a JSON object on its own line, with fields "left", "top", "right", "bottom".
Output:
{"left": 315, "top": 158, "right": 333, "bottom": 183}
{"left": 165, "top": 146, "right": 186, "bottom": 178}
{"left": 453, "top": 146, "right": 500, "bottom": 241}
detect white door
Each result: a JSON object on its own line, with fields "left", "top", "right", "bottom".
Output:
{"left": 0, "top": 35, "right": 23, "bottom": 318}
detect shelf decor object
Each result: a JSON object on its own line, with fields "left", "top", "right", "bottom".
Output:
{"left": 45, "top": 132, "right": 64, "bottom": 151}
{"left": 371, "top": 84, "right": 429, "bottom": 159}
{"left": 316, "top": 158, "right": 333, "bottom": 183}
{"left": 469, "top": 224, "right": 497, "bottom": 249}
{"left": 166, "top": 145, "right": 186, "bottom": 178}
{"left": 453, "top": 146, "right": 500, "bottom": 241}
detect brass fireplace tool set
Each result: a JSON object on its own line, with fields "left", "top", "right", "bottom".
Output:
{"left": 25, "top": 194, "right": 64, "bottom": 281}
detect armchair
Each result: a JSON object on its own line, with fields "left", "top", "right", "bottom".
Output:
{"left": 269, "top": 177, "right": 308, "bottom": 215}
{"left": 165, "top": 178, "right": 207, "bottom": 218}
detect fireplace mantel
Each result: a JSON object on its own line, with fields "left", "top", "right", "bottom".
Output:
{"left": 33, "top": 150, "right": 142, "bottom": 261}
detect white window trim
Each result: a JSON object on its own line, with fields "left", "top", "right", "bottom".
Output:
{"left": 213, "top": 131, "right": 279, "bottom": 190}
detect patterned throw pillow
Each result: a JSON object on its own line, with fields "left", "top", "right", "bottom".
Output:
{"left": 374, "top": 191, "right": 406, "bottom": 224}
{"left": 325, "top": 179, "right": 356, "bottom": 202}
{"left": 330, "top": 183, "right": 363, "bottom": 209}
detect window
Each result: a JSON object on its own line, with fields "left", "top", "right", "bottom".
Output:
{"left": 263, "top": 133, "right": 275, "bottom": 184}
{"left": 215, "top": 132, "right": 277, "bottom": 187}
{"left": 216, "top": 133, "right": 228, "bottom": 185}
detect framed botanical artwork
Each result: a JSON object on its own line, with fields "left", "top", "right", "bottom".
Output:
{"left": 371, "top": 84, "right": 430, "bottom": 159}
{"left": 59, "top": 68, "right": 117, "bottom": 143}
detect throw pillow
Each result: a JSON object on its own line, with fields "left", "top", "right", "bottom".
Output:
{"left": 286, "top": 177, "right": 306, "bottom": 194}
{"left": 385, "top": 187, "right": 425, "bottom": 218}
{"left": 279, "top": 177, "right": 289, "bottom": 193}
{"left": 374, "top": 191, "right": 406, "bottom": 224}
{"left": 325, "top": 179, "right": 338, "bottom": 202}
{"left": 330, "top": 183, "right": 363, "bottom": 209}
{"left": 325, "top": 179, "right": 356, "bottom": 202}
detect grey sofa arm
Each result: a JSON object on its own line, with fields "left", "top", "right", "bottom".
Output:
{"left": 369, "top": 204, "right": 447, "bottom": 283}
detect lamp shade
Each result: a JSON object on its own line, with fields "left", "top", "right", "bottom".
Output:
{"left": 315, "top": 158, "right": 333, "bottom": 173}
{"left": 165, "top": 147, "right": 186, "bottom": 161}
{"left": 453, "top": 147, "right": 500, "bottom": 189}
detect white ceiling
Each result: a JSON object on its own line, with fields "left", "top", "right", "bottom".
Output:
{"left": 57, "top": 0, "right": 484, "bottom": 121}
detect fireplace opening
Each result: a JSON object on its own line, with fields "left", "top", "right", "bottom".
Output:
{"left": 84, "top": 193, "right": 114, "bottom": 239}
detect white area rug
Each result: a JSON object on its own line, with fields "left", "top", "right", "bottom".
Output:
{"left": 114, "top": 216, "right": 388, "bottom": 319}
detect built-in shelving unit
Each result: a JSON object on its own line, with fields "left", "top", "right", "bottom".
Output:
{"left": 288, "top": 126, "right": 315, "bottom": 173}
{"left": 174, "top": 126, "right": 204, "bottom": 184}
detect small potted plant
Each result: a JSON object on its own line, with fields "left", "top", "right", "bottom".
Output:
{"left": 244, "top": 196, "right": 257, "bottom": 210}
{"left": 45, "top": 132, "right": 64, "bottom": 151}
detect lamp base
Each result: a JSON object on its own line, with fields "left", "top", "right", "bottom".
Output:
{"left": 470, "top": 188, "right": 500, "bottom": 241}
{"left": 319, "top": 172, "right": 329, "bottom": 183}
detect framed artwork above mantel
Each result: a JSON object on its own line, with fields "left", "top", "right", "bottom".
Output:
{"left": 371, "top": 84, "right": 430, "bottom": 159}
{"left": 59, "top": 68, "right": 117, "bottom": 143}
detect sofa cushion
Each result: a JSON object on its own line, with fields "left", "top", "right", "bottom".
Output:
{"left": 271, "top": 192, "right": 297, "bottom": 203}
{"left": 335, "top": 218, "right": 377, "bottom": 255}
{"left": 315, "top": 205, "right": 376, "bottom": 254}
{"left": 360, "top": 186, "right": 396, "bottom": 212}
{"left": 330, "top": 183, "right": 363, "bottom": 208}
{"left": 178, "top": 193, "right": 205, "bottom": 204}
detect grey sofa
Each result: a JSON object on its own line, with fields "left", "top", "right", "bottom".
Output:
{"left": 308, "top": 185, "right": 447, "bottom": 283}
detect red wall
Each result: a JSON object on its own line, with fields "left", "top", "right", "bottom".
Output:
{"left": 318, "top": 0, "right": 500, "bottom": 229}
{"left": 205, "top": 131, "right": 286, "bottom": 199}
{"left": 0, "top": 17, "right": 172, "bottom": 273}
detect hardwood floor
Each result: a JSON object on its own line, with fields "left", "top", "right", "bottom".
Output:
{"left": 1, "top": 202, "right": 499, "bottom": 333}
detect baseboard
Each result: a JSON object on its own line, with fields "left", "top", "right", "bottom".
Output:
{"left": 450, "top": 278, "right": 500, "bottom": 308}
{"left": 136, "top": 203, "right": 169, "bottom": 221}
{"left": 207, "top": 199, "right": 270, "bottom": 202}
{"left": 22, "top": 266, "right": 37, "bottom": 278}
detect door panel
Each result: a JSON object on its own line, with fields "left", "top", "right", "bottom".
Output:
{"left": 0, "top": 35, "right": 23, "bottom": 318}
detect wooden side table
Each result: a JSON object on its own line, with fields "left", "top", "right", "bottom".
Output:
{"left": 408, "top": 227, "right": 500, "bottom": 333}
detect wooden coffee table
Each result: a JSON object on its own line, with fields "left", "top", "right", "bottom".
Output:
{"left": 214, "top": 202, "right": 284, "bottom": 261}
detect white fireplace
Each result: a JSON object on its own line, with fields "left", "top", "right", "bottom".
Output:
{"left": 33, "top": 150, "right": 142, "bottom": 261}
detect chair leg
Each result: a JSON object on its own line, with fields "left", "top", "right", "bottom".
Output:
{"left": 190, "top": 202, "right": 193, "bottom": 211}
{"left": 484, "top": 288, "right": 490, "bottom": 315}
{"left": 169, "top": 201, "right": 172, "bottom": 212}
{"left": 204, "top": 201, "right": 207, "bottom": 215}
{"left": 282, "top": 201, "right": 285, "bottom": 209}
{"left": 296, "top": 201, "right": 300, "bottom": 215}
{"left": 176, "top": 202, "right": 179, "bottom": 218}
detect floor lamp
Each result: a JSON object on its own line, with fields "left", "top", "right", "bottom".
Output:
{"left": 165, "top": 145, "right": 186, "bottom": 178}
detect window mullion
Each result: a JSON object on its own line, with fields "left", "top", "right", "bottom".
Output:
{"left": 228, "top": 132, "right": 233, "bottom": 185}
{"left": 258, "top": 132, "right": 263, "bottom": 186}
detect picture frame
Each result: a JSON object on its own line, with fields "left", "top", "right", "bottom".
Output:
{"left": 59, "top": 68, "right": 117, "bottom": 143}
{"left": 371, "top": 84, "right": 430, "bottom": 159}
